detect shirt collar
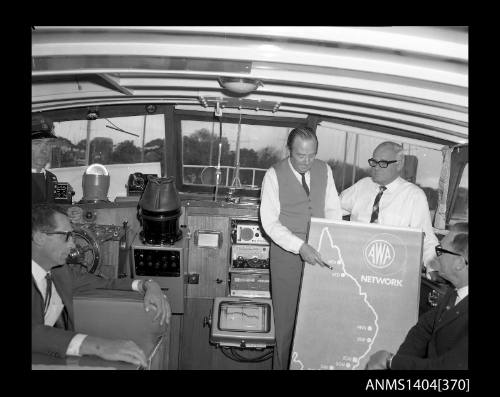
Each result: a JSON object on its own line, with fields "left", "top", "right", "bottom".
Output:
{"left": 32, "top": 168, "right": 46, "bottom": 175}
{"left": 287, "top": 157, "right": 308, "bottom": 177}
{"left": 372, "top": 176, "right": 403, "bottom": 192}
{"left": 32, "top": 259, "right": 49, "bottom": 285}
{"left": 456, "top": 285, "right": 468, "bottom": 300}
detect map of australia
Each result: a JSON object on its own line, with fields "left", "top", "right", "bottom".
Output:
{"left": 290, "top": 218, "right": 422, "bottom": 370}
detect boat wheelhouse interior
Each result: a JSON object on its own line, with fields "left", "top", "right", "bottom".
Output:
{"left": 32, "top": 26, "right": 468, "bottom": 370}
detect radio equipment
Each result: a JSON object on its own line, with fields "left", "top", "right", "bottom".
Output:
{"left": 53, "top": 182, "right": 75, "bottom": 204}
{"left": 130, "top": 233, "right": 186, "bottom": 314}
{"left": 229, "top": 271, "right": 270, "bottom": 298}
{"left": 231, "top": 219, "right": 269, "bottom": 245}
{"left": 209, "top": 297, "right": 275, "bottom": 348}
{"left": 231, "top": 244, "right": 269, "bottom": 269}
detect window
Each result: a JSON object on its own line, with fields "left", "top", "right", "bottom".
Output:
{"left": 46, "top": 114, "right": 165, "bottom": 201}
{"left": 52, "top": 115, "right": 165, "bottom": 169}
{"left": 181, "top": 119, "right": 291, "bottom": 188}
{"left": 449, "top": 163, "right": 468, "bottom": 224}
{"left": 406, "top": 144, "right": 442, "bottom": 217}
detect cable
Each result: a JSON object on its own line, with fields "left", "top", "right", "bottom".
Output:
{"left": 220, "top": 346, "right": 273, "bottom": 363}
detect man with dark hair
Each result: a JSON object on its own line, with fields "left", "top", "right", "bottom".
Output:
{"left": 260, "top": 126, "right": 342, "bottom": 369}
{"left": 365, "top": 224, "right": 468, "bottom": 370}
{"left": 32, "top": 204, "right": 171, "bottom": 367}
{"left": 340, "top": 141, "right": 439, "bottom": 273}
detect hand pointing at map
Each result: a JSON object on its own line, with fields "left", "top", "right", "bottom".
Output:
{"left": 365, "top": 350, "right": 393, "bottom": 370}
{"left": 299, "top": 243, "right": 329, "bottom": 267}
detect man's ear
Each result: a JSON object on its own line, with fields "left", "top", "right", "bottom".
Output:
{"left": 32, "top": 230, "right": 46, "bottom": 246}
{"left": 455, "top": 257, "right": 467, "bottom": 271}
{"left": 396, "top": 154, "right": 405, "bottom": 172}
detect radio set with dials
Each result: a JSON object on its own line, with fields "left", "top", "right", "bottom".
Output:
{"left": 231, "top": 245, "right": 269, "bottom": 269}
{"left": 231, "top": 219, "right": 269, "bottom": 245}
{"left": 229, "top": 219, "right": 271, "bottom": 299}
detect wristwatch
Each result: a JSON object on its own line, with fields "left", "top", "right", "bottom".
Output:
{"left": 386, "top": 353, "right": 394, "bottom": 369}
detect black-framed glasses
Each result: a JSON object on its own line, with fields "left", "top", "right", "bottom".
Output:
{"left": 43, "top": 231, "right": 75, "bottom": 242}
{"left": 368, "top": 158, "right": 398, "bottom": 168}
{"left": 435, "top": 244, "right": 461, "bottom": 258}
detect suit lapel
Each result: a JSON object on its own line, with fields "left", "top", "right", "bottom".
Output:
{"left": 51, "top": 266, "right": 75, "bottom": 330}
{"left": 435, "top": 295, "right": 468, "bottom": 331}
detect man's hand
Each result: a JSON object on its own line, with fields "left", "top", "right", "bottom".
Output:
{"left": 299, "top": 243, "right": 328, "bottom": 267}
{"left": 143, "top": 280, "right": 172, "bottom": 326}
{"left": 365, "top": 350, "right": 392, "bottom": 370}
{"left": 67, "top": 206, "right": 83, "bottom": 223}
{"left": 80, "top": 336, "right": 148, "bottom": 367}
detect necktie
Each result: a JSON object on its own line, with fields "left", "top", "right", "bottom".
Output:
{"left": 447, "top": 289, "right": 458, "bottom": 308}
{"left": 300, "top": 172, "right": 310, "bottom": 196}
{"left": 370, "top": 186, "right": 387, "bottom": 223}
{"left": 44, "top": 273, "right": 52, "bottom": 315}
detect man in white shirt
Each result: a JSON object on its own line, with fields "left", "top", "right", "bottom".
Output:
{"left": 340, "top": 141, "right": 439, "bottom": 272}
{"left": 260, "top": 127, "right": 342, "bottom": 369}
{"left": 365, "top": 225, "right": 468, "bottom": 370}
{"left": 32, "top": 204, "right": 171, "bottom": 367}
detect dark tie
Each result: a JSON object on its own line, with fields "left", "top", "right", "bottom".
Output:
{"left": 370, "top": 186, "right": 387, "bottom": 223}
{"left": 300, "top": 172, "right": 310, "bottom": 196}
{"left": 44, "top": 273, "right": 52, "bottom": 315}
{"left": 446, "top": 289, "right": 458, "bottom": 309}
{"left": 439, "top": 289, "right": 458, "bottom": 322}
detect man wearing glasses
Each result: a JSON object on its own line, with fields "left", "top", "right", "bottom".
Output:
{"left": 339, "top": 141, "right": 439, "bottom": 273}
{"left": 32, "top": 204, "right": 171, "bottom": 367}
{"left": 365, "top": 225, "right": 468, "bottom": 369}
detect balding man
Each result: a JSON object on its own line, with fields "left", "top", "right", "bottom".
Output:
{"left": 260, "top": 127, "right": 342, "bottom": 369}
{"left": 340, "top": 141, "right": 439, "bottom": 272}
{"left": 365, "top": 224, "right": 468, "bottom": 370}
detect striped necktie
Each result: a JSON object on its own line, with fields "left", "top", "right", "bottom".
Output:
{"left": 44, "top": 273, "right": 52, "bottom": 315}
{"left": 300, "top": 172, "right": 310, "bottom": 196}
{"left": 370, "top": 186, "right": 387, "bottom": 223}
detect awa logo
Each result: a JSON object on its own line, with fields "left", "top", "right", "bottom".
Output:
{"left": 364, "top": 240, "right": 395, "bottom": 269}
{"left": 363, "top": 233, "right": 406, "bottom": 276}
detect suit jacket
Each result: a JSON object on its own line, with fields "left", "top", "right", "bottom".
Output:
{"left": 392, "top": 289, "right": 468, "bottom": 370}
{"left": 32, "top": 170, "right": 58, "bottom": 204}
{"left": 32, "top": 264, "right": 134, "bottom": 358}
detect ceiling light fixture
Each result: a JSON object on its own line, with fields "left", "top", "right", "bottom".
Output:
{"left": 218, "top": 77, "right": 263, "bottom": 95}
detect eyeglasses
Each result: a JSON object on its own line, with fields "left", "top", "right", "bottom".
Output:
{"left": 43, "top": 231, "right": 75, "bottom": 242}
{"left": 435, "top": 244, "right": 461, "bottom": 257}
{"left": 368, "top": 158, "right": 398, "bottom": 168}
{"left": 435, "top": 244, "right": 468, "bottom": 265}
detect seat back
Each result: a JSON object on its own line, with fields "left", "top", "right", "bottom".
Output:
{"left": 73, "top": 289, "right": 169, "bottom": 369}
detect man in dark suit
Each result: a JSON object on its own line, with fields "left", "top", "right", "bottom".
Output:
{"left": 32, "top": 204, "right": 171, "bottom": 367}
{"left": 32, "top": 116, "right": 60, "bottom": 204}
{"left": 365, "top": 224, "right": 468, "bottom": 370}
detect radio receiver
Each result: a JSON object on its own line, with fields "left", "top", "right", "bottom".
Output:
{"left": 231, "top": 219, "right": 269, "bottom": 245}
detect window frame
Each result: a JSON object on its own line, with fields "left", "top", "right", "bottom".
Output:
{"left": 173, "top": 110, "right": 308, "bottom": 194}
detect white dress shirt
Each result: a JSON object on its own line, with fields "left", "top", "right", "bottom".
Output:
{"left": 260, "top": 158, "right": 342, "bottom": 254}
{"left": 455, "top": 286, "right": 468, "bottom": 306}
{"left": 340, "top": 176, "right": 439, "bottom": 267}
{"left": 32, "top": 260, "right": 143, "bottom": 356}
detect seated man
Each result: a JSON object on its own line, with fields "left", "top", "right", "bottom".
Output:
{"left": 340, "top": 141, "right": 439, "bottom": 273}
{"left": 32, "top": 204, "right": 171, "bottom": 367}
{"left": 365, "top": 223, "right": 468, "bottom": 370}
